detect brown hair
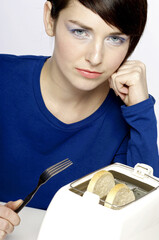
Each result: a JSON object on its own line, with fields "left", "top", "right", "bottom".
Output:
{"left": 47, "top": 0, "right": 147, "bottom": 59}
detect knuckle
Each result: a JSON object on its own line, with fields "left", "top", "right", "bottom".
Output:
{"left": 0, "top": 206, "right": 9, "bottom": 219}
{"left": 15, "top": 216, "right": 21, "bottom": 226}
{"left": 12, "top": 212, "right": 21, "bottom": 226}
{"left": 0, "top": 218, "right": 11, "bottom": 233}
{"left": 135, "top": 60, "right": 142, "bottom": 65}
{"left": 0, "top": 206, "right": 19, "bottom": 226}
{"left": 140, "top": 62, "right": 146, "bottom": 69}
{"left": 113, "top": 75, "right": 118, "bottom": 82}
{"left": 3, "top": 207, "right": 11, "bottom": 220}
{"left": 4, "top": 221, "right": 13, "bottom": 233}
{"left": 134, "top": 66, "right": 142, "bottom": 74}
{"left": 111, "top": 72, "right": 117, "bottom": 79}
{"left": 1, "top": 220, "right": 8, "bottom": 231}
{"left": 10, "top": 226, "right": 14, "bottom": 233}
{"left": 133, "top": 71, "right": 141, "bottom": 81}
{"left": 135, "top": 61, "right": 146, "bottom": 70}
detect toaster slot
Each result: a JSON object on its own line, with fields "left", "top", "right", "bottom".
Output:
{"left": 109, "top": 170, "right": 154, "bottom": 201}
{"left": 109, "top": 170, "right": 154, "bottom": 192}
{"left": 69, "top": 170, "right": 156, "bottom": 209}
{"left": 69, "top": 180, "right": 90, "bottom": 196}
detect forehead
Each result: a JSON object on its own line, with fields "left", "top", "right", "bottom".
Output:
{"left": 57, "top": 0, "right": 122, "bottom": 34}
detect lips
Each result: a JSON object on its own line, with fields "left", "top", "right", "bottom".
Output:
{"left": 76, "top": 68, "right": 102, "bottom": 79}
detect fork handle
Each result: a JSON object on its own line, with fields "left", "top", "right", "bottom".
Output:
{"left": 15, "top": 185, "right": 40, "bottom": 213}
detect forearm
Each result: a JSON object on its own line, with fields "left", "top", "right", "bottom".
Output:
{"left": 114, "top": 96, "right": 159, "bottom": 177}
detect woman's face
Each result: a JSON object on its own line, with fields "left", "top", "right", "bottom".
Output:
{"left": 51, "top": 0, "right": 130, "bottom": 92}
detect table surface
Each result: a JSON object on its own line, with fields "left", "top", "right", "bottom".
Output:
{"left": 1, "top": 203, "right": 46, "bottom": 240}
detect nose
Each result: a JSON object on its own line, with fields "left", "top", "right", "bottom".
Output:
{"left": 85, "top": 39, "right": 103, "bottom": 66}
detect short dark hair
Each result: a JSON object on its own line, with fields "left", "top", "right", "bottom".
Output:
{"left": 47, "top": 0, "right": 147, "bottom": 59}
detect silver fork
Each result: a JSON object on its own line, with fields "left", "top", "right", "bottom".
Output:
{"left": 15, "top": 158, "right": 73, "bottom": 213}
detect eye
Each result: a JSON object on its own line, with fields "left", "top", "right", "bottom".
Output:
{"left": 70, "top": 28, "right": 90, "bottom": 39}
{"left": 106, "top": 36, "right": 126, "bottom": 46}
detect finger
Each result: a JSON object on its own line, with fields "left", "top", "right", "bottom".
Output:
{"left": 118, "top": 60, "right": 146, "bottom": 73}
{"left": 111, "top": 73, "right": 129, "bottom": 102}
{"left": 0, "top": 230, "right": 7, "bottom": 240}
{"left": 0, "top": 218, "right": 14, "bottom": 234}
{"left": 0, "top": 205, "right": 20, "bottom": 226}
{"left": 117, "top": 60, "right": 135, "bottom": 71}
{"left": 116, "top": 68, "right": 135, "bottom": 76}
{"left": 112, "top": 73, "right": 129, "bottom": 93}
{"left": 111, "top": 73, "right": 127, "bottom": 95}
{"left": 108, "top": 75, "right": 119, "bottom": 96}
{"left": 115, "top": 78, "right": 130, "bottom": 97}
{"left": 114, "top": 71, "right": 135, "bottom": 88}
{"left": 5, "top": 200, "right": 23, "bottom": 211}
{"left": 122, "top": 60, "right": 136, "bottom": 65}
{"left": 121, "top": 60, "right": 139, "bottom": 66}
{"left": 118, "top": 84, "right": 129, "bottom": 95}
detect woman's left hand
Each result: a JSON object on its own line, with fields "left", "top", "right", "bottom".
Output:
{"left": 108, "top": 60, "right": 149, "bottom": 106}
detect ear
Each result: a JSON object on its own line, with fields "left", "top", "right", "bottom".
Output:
{"left": 43, "top": 1, "right": 55, "bottom": 37}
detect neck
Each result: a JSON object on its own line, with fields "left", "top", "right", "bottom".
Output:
{"left": 40, "top": 58, "right": 110, "bottom": 124}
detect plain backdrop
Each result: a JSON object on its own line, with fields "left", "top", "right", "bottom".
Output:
{"left": 0, "top": 0, "right": 159, "bottom": 143}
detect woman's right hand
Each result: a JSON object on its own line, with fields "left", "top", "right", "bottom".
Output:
{"left": 0, "top": 200, "right": 22, "bottom": 239}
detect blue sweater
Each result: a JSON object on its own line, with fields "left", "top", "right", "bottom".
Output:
{"left": 0, "top": 54, "right": 158, "bottom": 209}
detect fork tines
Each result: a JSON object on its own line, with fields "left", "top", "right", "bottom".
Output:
{"left": 42, "top": 158, "right": 73, "bottom": 181}
{"left": 15, "top": 158, "right": 73, "bottom": 213}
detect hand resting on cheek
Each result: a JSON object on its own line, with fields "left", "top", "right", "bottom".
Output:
{"left": 109, "top": 60, "right": 149, "bottom": 106}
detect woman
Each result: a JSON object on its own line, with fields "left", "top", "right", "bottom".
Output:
{"left": 0, "top": 0, "right": 158, "bottom": 238}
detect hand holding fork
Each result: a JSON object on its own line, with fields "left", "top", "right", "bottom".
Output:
{"left": 0, "top": 158, "right": 73, "bottom": 240}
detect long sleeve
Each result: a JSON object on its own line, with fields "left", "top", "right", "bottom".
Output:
{"left": 114, "top": 95, "right": 159, "bottom": 177}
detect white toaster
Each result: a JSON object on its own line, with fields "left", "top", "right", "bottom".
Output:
{"left": 37, "top": 163, "right": 159, "bottom": 240}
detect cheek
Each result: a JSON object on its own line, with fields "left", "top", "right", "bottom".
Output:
{"left": 54, "top": 35, "right": 82, "bottom": 63}
{"left": 105, "top": 47, "right": 128, "bottom": 73}
{"left": 110, "top": 55, "right": 124, "bottom": 69}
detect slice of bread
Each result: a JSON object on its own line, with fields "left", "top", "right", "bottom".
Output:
{"left": 87, "top": 170, "right": 115, "bottom": 198}
{"left": 104, "top": 183, "right": 135, "bottom": 209}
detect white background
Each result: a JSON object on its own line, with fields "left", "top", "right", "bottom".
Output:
{"left": 0, "top": 0, "right": 159, "bottom": 138}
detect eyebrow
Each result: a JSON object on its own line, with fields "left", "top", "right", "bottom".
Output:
{"left": 68, "top": 20, "right": 126, "bottom": 36}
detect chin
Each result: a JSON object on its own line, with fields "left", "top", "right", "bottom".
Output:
{"left": 73, "top": 82, "right": 104, "bottom": 92}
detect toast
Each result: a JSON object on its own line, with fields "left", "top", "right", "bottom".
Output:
{"left": 87, "top": 170, "right": 115, "bottom": 198}
{"left": 104, "top": 183, "right": 135, "bottom": 209}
